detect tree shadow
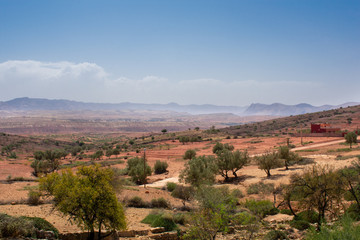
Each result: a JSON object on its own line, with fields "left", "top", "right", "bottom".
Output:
{"left": 218, "top": 175, "right": 255, "bottom": 185}
{"left": 262, "top": 174, "right": 286, "bottom": 180}
{"left": 278, "top": 166, "right": 303, "bottom": 172}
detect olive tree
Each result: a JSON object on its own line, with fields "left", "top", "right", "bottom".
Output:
{"left": 40, "top": 165, "right": 126, "bottom": 240}
{"left": 179, "top": 155, "right": 218, "bottom": 187}
{"left": 216, "top": 149, "right": 249, "bottom": 181}
{"left": 289, "top": 164, "right": 345, "bottom": 229}
{"left": 345, "top": 132, "right": 358, "bottom": 149}
{"left": 256, "top": 151, "right": 283, "bottom": 177}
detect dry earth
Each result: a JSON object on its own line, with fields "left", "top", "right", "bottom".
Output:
{"left": 0, "top": 136, "right": 358, "bottom": 234}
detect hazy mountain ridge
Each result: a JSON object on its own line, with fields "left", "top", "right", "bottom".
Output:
{"left": 0, "top": 97, "right": 358, "bottom": 116}
{"left": 0, "top": 97, "right": 247, "bottom": 115}
{"left": 244, "top": 102, "right": 360, "bottom": 116}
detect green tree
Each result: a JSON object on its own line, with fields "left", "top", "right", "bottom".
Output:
{"left": 161, "top": 129, "right": 167, "bottom": 134}
{"left": 289, "top": 164, "right": 345, "bottom": 229}
{"left": 256, "top": 151, "right": 283, "bottom": 177}
{"left": 31, "top": 150, "right": 61, "bottom": 177}
{"left": 216, "top": 149, "right": 249, "bottom": 181}
{"left": 183, "top": 186, "right": 237, "bottom": 240}
{"left": 345, "top": 132, "right": 357, "bottom": 149}
{"left": 127, "top": 157, "right": 152, "bottom": 184}
{"left": 179, "top": 156, "right": 218, "bottom": 187}
{"left": 278, "top": 146, "right": 300, "bottom": 170}
{"left": 212, "top": 142, "right": 234, "bottom": 154}
{"left": 39, "top": 165, "right": 126, "bottom": 240}
{"left": 183, "top": 149, "right": 197, "bottom": 160}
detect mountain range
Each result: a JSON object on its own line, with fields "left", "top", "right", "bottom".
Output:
{"left": 0, "top": 97, "right": 358, "bottom": 116}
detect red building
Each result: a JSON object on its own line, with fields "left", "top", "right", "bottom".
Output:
{"left": 311, "top": 123, "right": 341, "bottom": 133}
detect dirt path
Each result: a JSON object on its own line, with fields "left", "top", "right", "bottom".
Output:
{"left": 291, "top": 139, "right": 345, "bottom": 151}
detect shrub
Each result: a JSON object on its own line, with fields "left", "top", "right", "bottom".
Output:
{"left": 27, "top": 190, "right": 41, "bottom": 206}
{"left": 263, "top": 230, "right": 289, "bottom": 240}
{"left": 0, "top": 214, "right": 35, "bottom": 238}
{"left": 280, "top": 209, "right": 292, "bottom": 215}
{"left": 247, "top": 182, "right": 274, "bottom": 195}
{"left": 294, "top": 210, "right": 319, "bottom": 224}
{"left": 154, "top": 160, "right": 168, "bottom": 174}
{"left": 173, "top": 213, "right": 189, "bottom": 225}
{"left": 183, "top": 149, "right": 196, "bottom": 160}
{"left": 150, "top": 198, "right": 170, "bottom": 209}
{"left": 171, "top": 185, "right": 194, "bottom": 206}
{"left": 345, "top": 203, "right": 360, "bottom": 221}
{"left": 127, "top": 157, "right": 152, "bottom": 184}
{"left": 244, "top": 199, "right": 274, "bottom": 218}
{"left": 290, "top": 220, "right": 310, "bottom": 231}
{"left": 166, "top": 182, "right": 177, "bottom": 192}
{"left": 233, "top": 211, "right": 257, "bottom": 225}
{"left": 0, "top": 214, "right": 59, "bottom": 238}
{"left": 127, "top": 196, "right": 149, "bottom": 208}
{"left": 20, "top": 216, "right": 59, "bottom": 238}
{"left": 268, "top": 207, "right": 280, "bottom": 215}
{"left": 231, "top": 189, "right": 244, "bottom": 198}
{"left": 141, "top": 211, "right": 177, "bottom": 231}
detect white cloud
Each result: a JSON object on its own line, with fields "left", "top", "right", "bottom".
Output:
{"left": 0, "top": 60, "right": 355, "bottom": 106}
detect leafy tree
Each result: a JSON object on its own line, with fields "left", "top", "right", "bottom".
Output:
{"left": 105, "top": 149, "right": 113, "bottom": 159}
{"left": 39, "top": 165, "right": 126, "bottom": 240}
{"left": 161, "top": 129, "right": 167, "bottom": 134}
{"left": 179, "top": 155, "right": 218, "bottom": 187}
{"left": 31, "top": 150, "right": 62, "bottom": 177}
{"left": 216, "top": 149, "right": 249, "bottom": 180}
{"left": 183, "top": 149, "right": 196, "bottom": 160}
{"left": 127, "top": 157, "right": 152, "bottom": 184}
{"left": 256, "top": 151, "right": 283, "bottom": 177}
{"left": 212, "top": 142, "right": 234, "bottom": 154}
{"left": 171, "top": 185, "right": 194, "bottom": 207}
{"left": 91, "top": 150, "right": 104, "bottom": 160}
{"left": 289, "top": 164, "right": 345, "bottom": 229}
{"left": 183, "top": 186, "right": 237, "bottom": 240}
{"left": 338, "top": 165, "right": 360, "bottom": 210}
{"left": 179, "top": 136, "right": 190, "bottom": 145}
{"left": 154, "top": 160, "right": 168, "bottom": 174}
{"left": 278, "top": 146, "right": 300, "bottom": 170}
{"left": 345, "top": 132, "right": 357, "bottom": 149}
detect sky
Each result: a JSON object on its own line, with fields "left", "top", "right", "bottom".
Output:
{"left": 0, "top": 0, "right": 359, "bottom": 106}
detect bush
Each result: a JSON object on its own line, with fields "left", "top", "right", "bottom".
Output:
{"left": 247, "top": 182, "right": 274, "bottom": 195}
{"left": 345, "top": 203, "right": 360, "bottom": 221}
{"left": 268, "top": 207, "right": 280, "bottom": 215}
{"left": 280, "top": 209, "right": 292, "bottom": 215}
{"left": 173, "top": 213, "right": 189, "bottom": 225}
{"left": 0, "top": 214, "right": 35, "bottom": 238}
{"left": 127, "top": 157, "right": 152, "bottom": 184}
{"left": 183, "top": 149, "right": 196, "bottom": 160}
{"left": 244, "top": 199, "right": 274, "bottom": 218}
{"left": 0, "top": 214, "right": 59, "bottom": 238}
{"left": 171, "top": 185, "right": 193, "bottom": 206}
{"left": 263, "top": 230, "right": 289, "bottom": 240}
{"left": 166, "top": 182, "right": 177, "bottom": 192}
{"left": 231, "top": 189, "right": 244, "bottom": 198}
{"left": 20, "top": 216, "right": 59, "bottom": 238}
{"left": 150, "top": 198, "right": 170, "bottom": 209}
{"left": 233, "top": 211, "right": 257, "bottom": 225}
{"left": 290, "top": 220, "right": 310, "bottom": 231}
{"left": 127, "top": 196, "right": 149, "bottom": 208}
{"left": 27, "top": 190, "right": 41, "bottom": 206}
{"left": 294, "top": 210, "right": 319, "bottom": 224}
{"left": 154, "top": 160, "right": 168, "bottom": 174}
{"left": 141, "top": 211, "right": 177, "bottom": 231}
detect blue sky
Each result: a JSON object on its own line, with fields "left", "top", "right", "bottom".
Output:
{"left": 0, "top": 0, "right": 359, "bottom": 106}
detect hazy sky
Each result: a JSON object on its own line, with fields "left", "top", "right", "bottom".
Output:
{"left": 0, "top": 0, "right": 359, "bottom": 106}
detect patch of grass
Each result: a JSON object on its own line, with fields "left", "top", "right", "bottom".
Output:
{"left": 335, "top": 155, "right": 360, "bottom": 161}
{"left": 247, "top": 182, "right": 274, "bottom": 195}
{"left": 296, "top": 158, "right": 315, "bottom": 165}
{"left": 141, "top": 211, "right": 177, "bottom": 231}
{"left": 295, "top": 149, "right": 319, "bottom": 153}
{"left": 328, "top": 148, "right": 352, "bottom": 153}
